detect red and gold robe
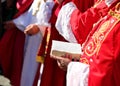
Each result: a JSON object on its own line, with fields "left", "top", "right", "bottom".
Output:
{"left": 70, "top": 1, "right": 109, "bottom": 44}
{"left": 71, "top": 1, "right": 120, "bottom": 86}
{"left": 39, "top": 0, "right": 95, "bottom": 86}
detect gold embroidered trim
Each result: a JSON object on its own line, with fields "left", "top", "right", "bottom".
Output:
{"left": 84, "top": 7, "right": 120, "bottom": 57}
{"left": 109, "top": 9, "right": 120, "bottom": 21}
{"left": 36, "top": 56, "right": 44, "bottom": 63}
{"left": 32, "top": 0, "right": 41, "bottom": 16}
{"left": 80, "top": 58, "right": 89, "bottom": 64}
{"left": 32, "top": 0, "right": 47, "bottom": 16}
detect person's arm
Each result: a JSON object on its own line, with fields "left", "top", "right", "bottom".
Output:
{"left": 70, "top": 1, "right": 109, "bottom": 44}
{"left": 55, "top": 1, "right": 108, "bottom": 44}
{"left": 55, "top": 2, "right": 78, "bottom": 43}
{"left": 71, "top": 0, "right": 117, "bottom": 44}
{"left": 24, "top": 0, "right": 54, "bottom": 35}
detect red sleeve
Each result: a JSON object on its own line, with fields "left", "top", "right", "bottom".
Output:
{"left": 70, "top": 8, "right": 101, "bottom": 44}
{"left": 72, "top": 0, "right": 94, "bottom": 12}
{"left": 113, "top": 24, "right": 120, "bottom": 86}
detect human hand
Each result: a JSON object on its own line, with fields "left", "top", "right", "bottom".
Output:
{"left": 51, "top": 54, "right": 72, "bottom": 71}
{"left": 4, "top": 21, "right": 16, "bottom": 29}
{"left": 57, "top": 58, "right": 71, "bottom": 71}
{"left": 24, "top": 24, "right": 40, "bottom": 35}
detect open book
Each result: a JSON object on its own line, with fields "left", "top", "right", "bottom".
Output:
{"left": 50, "top": 40, "right": 82, "bottom": 59}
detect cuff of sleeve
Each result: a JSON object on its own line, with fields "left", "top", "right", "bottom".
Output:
{"left": 13, "top": 19, "right": 25, "bottom": 32}
{"left": 67, "top": 62, "right": 89, "bottom": 86}
{"left": 55, "top": 2, "right": 77, "bottom": 43}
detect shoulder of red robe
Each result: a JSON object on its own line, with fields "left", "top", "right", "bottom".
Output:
{"left": 14, "top": 0, "right": 33, "bottom": 18}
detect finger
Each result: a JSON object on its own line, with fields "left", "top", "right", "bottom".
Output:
{"left": 57, "top": 60, "right": 61, "bottom": 67}
{"left": 50, "top": 55, "right": 63, "bottom": 60}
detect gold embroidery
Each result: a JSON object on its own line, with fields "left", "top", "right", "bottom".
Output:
{"left": 98, "top": 21, "right": 110, "bottom": 33}
{"left": 109, "top": 10, "right": 120, "bottom": 21}
{"left": 85, "top": 41, "right": 96, "bottom": 56}
{"left": 82, "top": 3, "right": 120, "bottom": 64}
{"left": 32, "top": 0, "right": 47, "bottom": 16}
{"left": 36, "top": 56, "right": 44, "bottom": 63}
{"left": 85, "top": 20, "right": 110, "bottom": 56}
{"left": 80, "top": 58, "right": 89, "bottom": 64}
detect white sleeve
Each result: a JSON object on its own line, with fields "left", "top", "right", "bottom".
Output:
{"left": 67, "top": 62, "right": 89, "bottom": 86}
{"left": 55, "top": 2, "right": 77, "bottom": 43}
{"left": 36, "top": 0, "right": 54, "bottom": 27}
{"left": 13, "top": 13, "right": 28, "bottom": 32}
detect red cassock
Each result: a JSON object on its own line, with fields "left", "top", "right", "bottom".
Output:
{"left": 71, "top": 1, "right": 120, "bottom": 86}
{"left": 39, "top": 0, "right": 95, "bottom": 86}
{"left": 0, "top": 0, "right": 33, "bottom": 86}
{"left": 70, "top": 1, "right": 109, "bottom": 44}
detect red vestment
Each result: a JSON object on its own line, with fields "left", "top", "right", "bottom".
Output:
{"left": 71, "top": 1, "right": 120, "bottom": 86}
{"left": 0, "top": 0, "right": 33, "bottom": 85}
{"left": 39, "top": 0, "right": 95, "bottom": 86}
{"left": 70, "top": 1, "right": 108, "bottom": 44}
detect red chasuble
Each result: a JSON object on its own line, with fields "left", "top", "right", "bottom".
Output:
{"left": 71, "top": 1, "right": 120, "bottom": 86}
{"left": 82, "top": 5, "right": 120, "bottom": 86}
{"left": 0, "top": 0, "right": 33, "bottom": 86}
{"left": 39, "top": 0, "right": 95, "bottom": 86}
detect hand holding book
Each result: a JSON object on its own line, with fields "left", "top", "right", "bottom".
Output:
{"left": 50, "top": 40, "right": 82, "bottom": 61}
{"left": 50, "top": 40, "right": 82, "bottom": 70}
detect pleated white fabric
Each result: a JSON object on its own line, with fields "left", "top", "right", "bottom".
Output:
{"left": 67, "top": 62, "right": 89, "bottom": 86}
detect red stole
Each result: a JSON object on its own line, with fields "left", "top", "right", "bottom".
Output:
{"left": 81, "top": 9, "right": 120, "bottom": 64}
